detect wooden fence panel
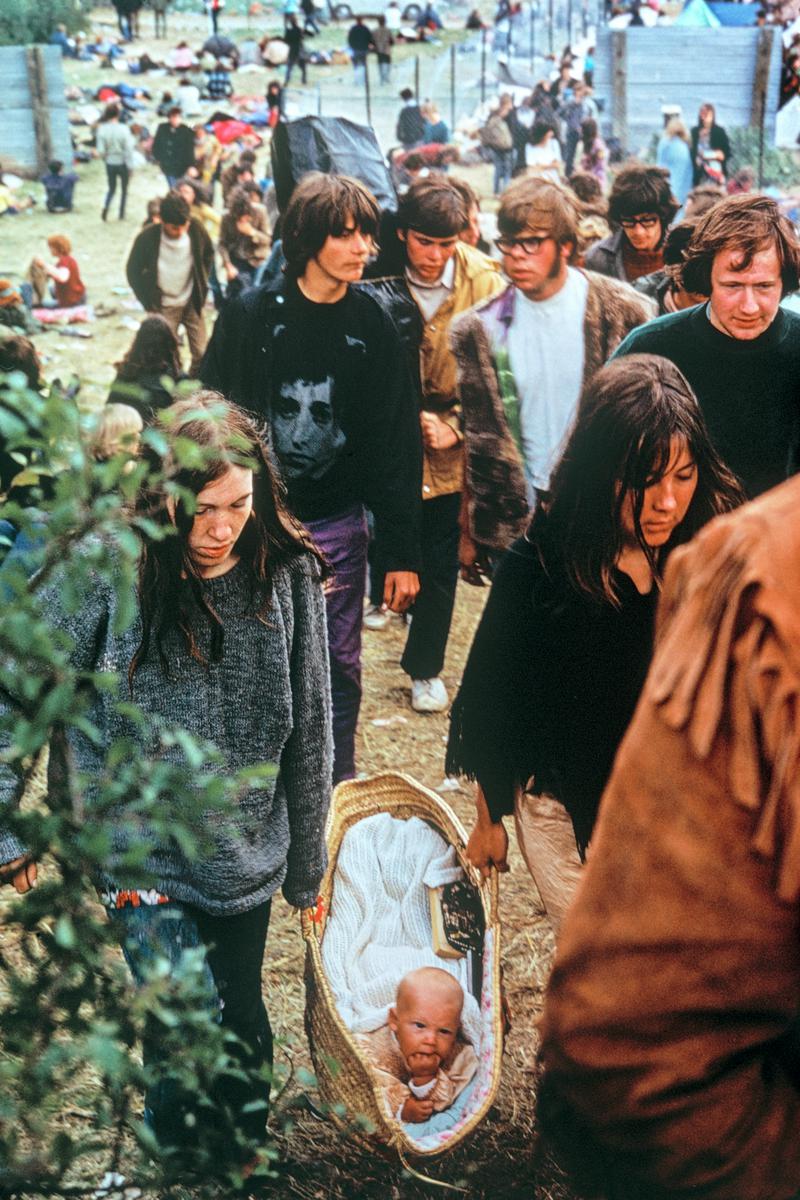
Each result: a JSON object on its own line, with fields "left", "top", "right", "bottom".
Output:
{"left": 0, "top": 45, "right": 73, "bottom": 176}
{"left": 593, "top": 27, "right": 781, "bottom": 152}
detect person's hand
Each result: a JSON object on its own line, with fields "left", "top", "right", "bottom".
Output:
{"left": 459, "top": 529, "right": 489, "bottom": 586}
{"left": 32, "top": 256, "right": 45, "bottom": 269}
{"left": 466, "top": 817, "right": 509, "bottom": 879}
{"left": 225, "top": 264, "right": 239, "bottom": 281}
{"left": 0, "top": 856, "right": 37, "bottom": 894}
{"left": 401, "top": 1095, "right": 435, "bottom": 1123}
{"left": 420, "top": 412, "right": 459, "bottom": 452}
{"left": 236, "top": 217, "right": 255, "bottom": 235}
{"left": 383, "top": 570, "right": 419, "bottom": 613}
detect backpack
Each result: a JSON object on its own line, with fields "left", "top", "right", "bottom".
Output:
{"left": 480, "top": 115, "right": 513, "bottom": 151}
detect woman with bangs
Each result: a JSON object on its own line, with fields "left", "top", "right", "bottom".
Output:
{"left": 446, "top": 354, "right": 743, "bottom": 932}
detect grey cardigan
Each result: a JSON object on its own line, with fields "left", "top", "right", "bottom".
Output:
{"left": 0, "top": 553, "right": 332, "bottom": 914}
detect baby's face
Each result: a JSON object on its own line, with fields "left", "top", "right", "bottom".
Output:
{"left": 388, "top": 985, "right": 461, "bottom": 1075}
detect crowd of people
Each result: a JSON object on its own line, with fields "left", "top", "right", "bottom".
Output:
{"left": 4, "top": 15, "right": 800, "bottom": 1190}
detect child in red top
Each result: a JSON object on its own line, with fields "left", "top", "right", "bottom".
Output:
{"left": 28, "top": 234, "right": 86, "bottom": 307}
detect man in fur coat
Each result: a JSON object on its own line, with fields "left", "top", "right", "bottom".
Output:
{"left": 451, "top": 177, "right": 654, "bottom": 575}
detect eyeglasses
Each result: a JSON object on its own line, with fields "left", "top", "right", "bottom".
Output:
{"left": 494, "top": 234, "right": 552, "bottom": 255}
{"left": 619, "top": 215, "right": 660, "bottom": 230}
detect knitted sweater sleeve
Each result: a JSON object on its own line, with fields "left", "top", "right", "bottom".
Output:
{"left": 279, "top": 557, "right": 333, "bottom": 908}
{"left": 0, "top": 564, "right": 112, "bottom": 866}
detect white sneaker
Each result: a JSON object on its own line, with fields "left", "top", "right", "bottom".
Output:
{"left": 411, "top": 677, "right": 449, "bottom": 713}
{"left": 363, "top": 604, "right": 390, "bottom": 630}
{"left": 92, "top": 1173, "right": 142, "bottom": 1200}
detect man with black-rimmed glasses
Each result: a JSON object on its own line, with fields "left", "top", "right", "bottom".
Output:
{"left": 451, "top": 177, "right": 654, "bottom": 575}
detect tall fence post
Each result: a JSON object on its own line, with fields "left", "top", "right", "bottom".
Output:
{"left": 316, "top": 82, "right": 322, "bottom": 116}
{"left": 529, "top": 0, "right": 536, "bottom": 71}
{"left": 548, "top": 0, "right": 554, "bottom": 54}
{"left": 480, "top": 26, "right": 487, "bottom": 106}
{"left": 25, "top": 47, "right": 53, "bottom": 174}
{"left": 450, "top": 43, "right": 456, "bottom": 136}
{"left": 414, "top": 54, "right": 420, "bottom": 101}
{"left": 364, "top": 55, "right": 372, "bottom": 125}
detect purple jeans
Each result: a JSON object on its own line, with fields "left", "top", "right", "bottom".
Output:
{"left": 305, "top": 505, "right": 368, "bottom": 784}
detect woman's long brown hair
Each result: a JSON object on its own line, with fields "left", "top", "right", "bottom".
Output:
{"left": 530, "top": 354, "right": 745, "bottom": 607}
{"left": 128, "top": 390, "right": 326, "bottom": 688}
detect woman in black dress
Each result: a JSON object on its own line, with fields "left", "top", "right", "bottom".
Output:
{"left": 446, "top": 354, "right": 743, "bottom": 930}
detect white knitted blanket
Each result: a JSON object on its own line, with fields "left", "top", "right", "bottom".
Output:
{"left": 321, "top": 812, "right": 482, "bottom": 1048}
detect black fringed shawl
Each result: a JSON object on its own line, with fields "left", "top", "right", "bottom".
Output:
{"left": 446, "top": 535, "right": 657, "bottom": 857}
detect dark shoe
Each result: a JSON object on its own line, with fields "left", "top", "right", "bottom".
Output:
{"left": 102, "top": 207, "right": 109, "bottom": 222}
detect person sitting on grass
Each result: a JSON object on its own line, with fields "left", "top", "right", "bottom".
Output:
{"left": 358, "top": 967, "right": 478, "bottom": 1123}
{"left": 0, "top": 173, "right": 35, "bottom": 216}
{"left": 0, "top": 280, "right": 40, "bottom": 336}
{"left": 40, "top": 160, "right": 79, "bottom": 214}
{"left": 23, "top": 235, "right": 87, "bottom": 309}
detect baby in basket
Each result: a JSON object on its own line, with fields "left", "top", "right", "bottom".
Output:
{"left": 357, "top": 966, "right": 478, "bottom": 1123}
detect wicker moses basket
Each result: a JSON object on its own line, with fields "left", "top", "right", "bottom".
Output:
{"left": 301, "top": 772, "right": 503, "bottom": 1160}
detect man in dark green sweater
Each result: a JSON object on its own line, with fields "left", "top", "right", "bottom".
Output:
{"left": 613, "top": 194, "right": 800, "bottom": 498}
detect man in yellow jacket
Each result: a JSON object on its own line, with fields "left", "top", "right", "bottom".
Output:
{"left": 366, "top": 179, "right": 503, "bottom": 712}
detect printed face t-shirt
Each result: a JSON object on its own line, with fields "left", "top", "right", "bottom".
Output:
{"left": 266, "top": 281, "right": 376, "bottom": 523}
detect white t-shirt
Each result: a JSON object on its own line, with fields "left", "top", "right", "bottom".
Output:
{"left": 524, "top": 139, "right": 563, "bottom": 183}
{"left": 157, "top": 231, "right": 193, "bottom": 308}
{"left": 506, "top": 267, "right": 589, "bottom": 496}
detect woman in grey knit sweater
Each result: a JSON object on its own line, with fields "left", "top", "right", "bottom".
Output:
{"left": 0, "top": 392, "right": 332, "bottom": 1167}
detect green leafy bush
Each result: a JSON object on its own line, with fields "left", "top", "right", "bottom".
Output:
{"left": 0, "top": 0, "right": 93, "bottom": 46}
{"left": 726, "top": 125, "right": 799, "bottom": 189}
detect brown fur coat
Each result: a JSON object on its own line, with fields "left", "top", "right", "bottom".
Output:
{"left": 450, "top": 270, "right": 655, "bottom": 553}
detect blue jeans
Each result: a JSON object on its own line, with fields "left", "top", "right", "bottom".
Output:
{"left": 491, "top": 148, "right": 514, "bottom": 195}
{"left": 108, "top": 898, "right": 273, "bottom": 1163}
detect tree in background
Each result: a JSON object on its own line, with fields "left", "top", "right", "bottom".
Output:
{"left": 0, "top": 0, "right": 93, "bottom": 46}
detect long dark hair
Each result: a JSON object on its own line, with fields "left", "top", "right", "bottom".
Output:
{"left": 115, "top": 315, "right": 182, "bottom": 382}
{"left": 530, "top": 354, "right": 744, "bottom": 606}
{"left": 129, "top": 391, "right": 325, "bottom": 686}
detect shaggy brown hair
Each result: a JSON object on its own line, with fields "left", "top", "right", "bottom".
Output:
{"left": 607, "top": 164, "right": 679, "bottom": 232}
{"left": 497, "top": 177, "right": 579, "bottom": 252}
{"left": 397, "top": 177, "right": 467, "bottom": 237}
{"left": 281, "top": 172, "right": 380, "bottom": 279}
{"left": 680, "top": 193, "right": 800, "bottom": 297}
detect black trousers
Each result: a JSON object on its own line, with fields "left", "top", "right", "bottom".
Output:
{"left": 103, "top": 163, "right": 130, "bottom": 218}
{"left": 400, "top": 492, "right": 461, "bottom": 681}
{"left": 111, "top": 897, "right": 273, "bottom": 1163}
